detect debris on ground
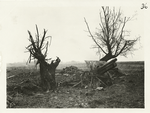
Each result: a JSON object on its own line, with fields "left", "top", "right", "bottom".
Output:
{"left": 60, "top": 66, "right": 82, "bottom": 75}
{"left": 7, "top": 60, "right": 144, "bottom": 108}
{"left": 70, "top": 58, "right": 118, "bottom": 88}
{"left": 58, "top": 58, "right": 120, "bottom": 89}
{"left": 96, "top": 87, "right": 104, "bottom": 91}
{"left": 7, "top": 95, "right": 16, "bottom": 108}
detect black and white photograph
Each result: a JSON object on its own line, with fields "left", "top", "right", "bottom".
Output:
{"left": 0, "top": 0, "right": 149, "bottom": 111}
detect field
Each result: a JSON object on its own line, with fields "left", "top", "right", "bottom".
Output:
{"left": 7, "top": 61, "right": 144, "bottom": 108}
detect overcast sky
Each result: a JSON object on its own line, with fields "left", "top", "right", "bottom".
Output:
{"left": 0, "top": 0, "right": 148, "bottom": 63}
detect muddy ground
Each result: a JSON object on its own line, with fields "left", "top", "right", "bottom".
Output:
{"left": 7, "top": 61, "right": 144, "bottom": 108}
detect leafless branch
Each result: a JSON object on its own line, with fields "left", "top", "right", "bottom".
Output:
{"left": 85, "top": 6, "right": 139, "bottom": 61}
{"left": 26, "top": 25, "right": 52, "bottom": 64}
{"left": 36, "top": 24, "right": 40, "bottom": 48}
{"left": 39, "top": 29, "right": 47, "bottom": 49}
{"left": 84, "top": 18, "right": 107, "bottom": 55}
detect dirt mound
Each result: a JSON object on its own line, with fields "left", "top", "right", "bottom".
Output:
{"left": 57, "top": 66, "right": 83, "bottom": 87}
{"left": 61, "top": 66, "right": 82, "bottom": 75}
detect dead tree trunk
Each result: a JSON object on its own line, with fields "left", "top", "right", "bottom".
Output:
{"left": 100, "top": 53, "right": 116, "bottom": 62}
{"left": 96, "top": 58, "right": 117, "bottom": 86}
{"left": 39, "top": 57, "right": 60, "bottom": 91}
{"left": 83, "top": 58, "right": 117, "bottom": 87}
{"left": 26, "top": 25, "right": 60, "bottom": 92}
{"left": 97, "top": 58, "right": 117, "bottom": 74}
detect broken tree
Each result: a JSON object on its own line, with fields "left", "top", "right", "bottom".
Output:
{"left": 73, "top": 58, "right": 117, "bottom": 88}
{"left": 26, "top": 25, "right": 60, "bottom": 92}
{"left": 84, "top": 7, "right": 139, "bottom": 61}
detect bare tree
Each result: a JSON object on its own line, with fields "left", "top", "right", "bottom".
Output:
{"left": 85, "top": 6, "right": 139, "bottom": 61}
{"left": 26, "top": 25, "right": 60, "bottom": 92}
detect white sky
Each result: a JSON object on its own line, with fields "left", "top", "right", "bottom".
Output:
{"left": 0, "top": 0, "right": 148, "bottom": 63}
